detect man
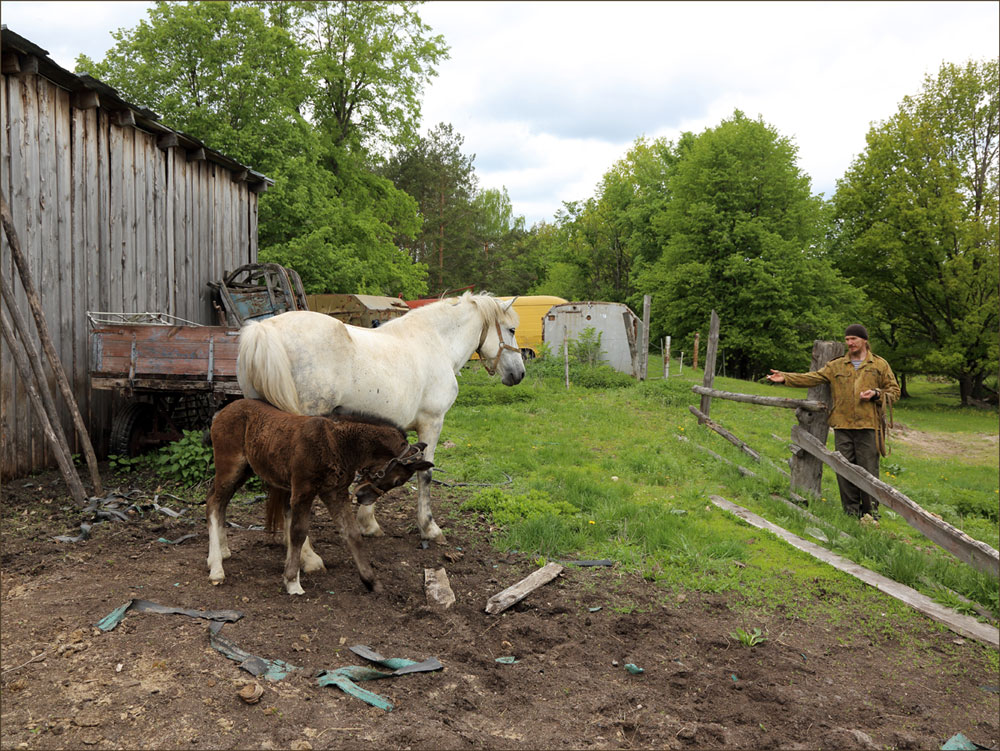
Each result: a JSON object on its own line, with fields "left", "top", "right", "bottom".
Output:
{"left": 767, "top": 324, "right": 900, "bottom": 519}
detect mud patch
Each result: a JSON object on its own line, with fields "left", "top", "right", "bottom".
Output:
{"left": 1, "top": 468, "right": 997, "bottom": 749}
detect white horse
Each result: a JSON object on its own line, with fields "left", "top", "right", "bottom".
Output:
{"left": 236, "top": 291, "right": 525, "bottom": 544}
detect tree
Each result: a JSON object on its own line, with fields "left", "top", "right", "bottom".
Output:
{"left": 76, "top": 1, "right": 310, "bottom": 172}
{"left": 634, "top": 111, "right": 854, "bottom": 379}
{"left": 832, "top": 59, "right": 998, "bottom": 404}
{"left": 295, "top": 1, "right": 449, "bottom": 155}
{"left": 76, "top": 1, "right": 439, "bottom": 297}
{"left": 383, "top": 123, "right": 479, "bottom": 292}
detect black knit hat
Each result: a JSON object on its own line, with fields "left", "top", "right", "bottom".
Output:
{"left": 845, "top": 324, "right": 869, "bottom": 340}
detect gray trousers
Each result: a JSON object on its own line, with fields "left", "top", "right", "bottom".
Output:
{"left": 833, "top": 429, "right": 880, "bottom": 517}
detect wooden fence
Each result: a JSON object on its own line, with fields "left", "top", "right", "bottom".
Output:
{"left": 1, "top": 27, "right": 269, "bottom": 478}
{"left": 688, "top": 311, "right": 999, "bottom": 580}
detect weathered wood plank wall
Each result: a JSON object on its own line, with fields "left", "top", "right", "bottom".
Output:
{"left": 2, "top": 66, "right": 261, "bottom": 478}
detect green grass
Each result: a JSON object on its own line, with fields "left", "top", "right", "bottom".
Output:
{"left": 437, "top": 359, "right": 999, "bottom": 628}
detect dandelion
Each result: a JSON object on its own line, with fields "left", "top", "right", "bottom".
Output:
{"left": 588, "top": 520, "right": 595, "bottom": 525}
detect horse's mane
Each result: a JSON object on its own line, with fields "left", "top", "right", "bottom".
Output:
{"left": 323, "top": 406, "right": 407, "bottom": 436}
{"left": 405, "top": 291, "right": 519, "bottom": 329}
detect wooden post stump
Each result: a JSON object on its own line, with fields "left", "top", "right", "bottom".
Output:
{"left": 697, "top": 311, "right": 720, "bottom": 424}
{"left": 789, "top": 340, "right": 843, "bottom": 499}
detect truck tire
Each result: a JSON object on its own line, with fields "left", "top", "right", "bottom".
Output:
{"left": 109, "top": 402, "right": 156, "bottom": 457}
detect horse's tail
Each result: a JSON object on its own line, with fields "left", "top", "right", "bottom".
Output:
{"left": 237, "top": 320, "right": 303, "bottom": 414}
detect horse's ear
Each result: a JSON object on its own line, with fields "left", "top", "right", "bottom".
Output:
{"left": 502, "top": 297, "right": 518, "bottom": 312}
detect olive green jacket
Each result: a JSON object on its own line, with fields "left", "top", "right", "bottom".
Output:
{"left": 777, "top": 352, "right": 900, "bottom": 430}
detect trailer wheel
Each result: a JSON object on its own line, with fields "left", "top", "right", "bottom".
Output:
{"left": 109, "top": 402, "right": 158, "bottom": 457}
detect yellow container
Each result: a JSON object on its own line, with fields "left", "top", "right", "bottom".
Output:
{"left": 498, "top": 295, "right": 567, "bottom": 357}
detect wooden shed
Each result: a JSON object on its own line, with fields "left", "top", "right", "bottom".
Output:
{"left": 1, "top": 27, "right": 270, "bottom": 479}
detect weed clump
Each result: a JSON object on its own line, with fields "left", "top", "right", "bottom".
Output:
{"left": 463, "top": 488, "right": 579, "bottom": 527}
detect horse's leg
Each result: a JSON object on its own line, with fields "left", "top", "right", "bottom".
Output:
{"left": 282, "top": 492, "right": 312, "bottom": 596}
{"left": 415, "top": 418, "right": 446, "bottom": 543}
{"left": 324, "top": 490, "right": 380, "bottom": 593}
{"left": 206, "top": 460, "right": 250, "bottom": 585}
{"left": 300, "top": 531, "right": 326, "bottom": 574}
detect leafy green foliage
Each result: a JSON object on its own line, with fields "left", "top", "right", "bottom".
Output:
{"left": 569, "top": 327, "right": 604, "bottom": 366}
{"left": 107, "top": 453, "right": 152, "bottom": 476}
{"left": 462, "top": 488, "right": 579, "bottom": 528}
{"left": 153, "top": 430, "right": 215, "bottom": 487}
{"left": 832, "top": 59, "right": 999, "bottom": 404}
{"left": 633, "top": 110, "right": 855, "bottom": 379}
{"left": 730, "top": 627, "right": 767, "bottom": 648}
{"left": 77, "top": 0, "right": 446, "bottom": 298}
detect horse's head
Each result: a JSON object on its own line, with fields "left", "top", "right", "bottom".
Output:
{"left": 476, "top": 296, "right": 526, "bottom": 386}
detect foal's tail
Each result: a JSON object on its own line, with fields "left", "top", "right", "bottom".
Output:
{"left": 237, "top": 320, "right": 303, "bottom": 414}
{"left": 264, "top": 490, "right": 285, "bottom": 534}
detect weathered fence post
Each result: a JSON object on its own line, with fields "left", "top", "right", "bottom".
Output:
{"left": 664, "top": 336, "right": 671, "bottom": 379}
{"left": 790, "top": 340, "right": 844, "bottom": 499}
{"left": 697, "top": 311, "right": 720, "bottom": 424}
{"left": 693, "top": 332, "right": 700, "bottom": 371}
{"left": 640, "top": 294, "right": 651, "bottom": 381}
{"left": 679, "top": 352, "right": 683, "bottom": 374}
{"left": 563, "top": 327, "right": 570, "bottom": 389}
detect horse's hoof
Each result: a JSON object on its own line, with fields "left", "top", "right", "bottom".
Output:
{"left": 301, "top": 557, "right": 326, "bottom": 574}
{"left": 361, "top": 526, "right": 385, "bottom": 538}
{"left": 285, "top": 583, "right": 305, "bottom": 596}
{"left": 209, "top": 576, "right": 225, "bottom": 586}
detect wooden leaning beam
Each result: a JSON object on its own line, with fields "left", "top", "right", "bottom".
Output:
{"left": 709, "top": 494, "right": 998, "bottom": 647}
{"left": 2, "top": 190, "right": 103, "bottom": 497}
{"left": 792, "top": 426, "right": 1000, "bottom": 578}
{"left": 688, "top": 404, "right": 762, "bottom": 462}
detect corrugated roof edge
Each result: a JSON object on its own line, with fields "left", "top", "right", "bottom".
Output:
{"left": 1, "top": 25, "right": 273, "bottom": 190}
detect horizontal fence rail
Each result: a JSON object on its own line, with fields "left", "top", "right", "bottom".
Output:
{"left": 691, "top": 385, "right": 826, "bottom": 412}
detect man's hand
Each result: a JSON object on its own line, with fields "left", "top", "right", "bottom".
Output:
{"left": 766, "top": 369, "right": 785, "bottom": 384}
{"left": 860, "top": 389, "right": 878, "bottom": 401}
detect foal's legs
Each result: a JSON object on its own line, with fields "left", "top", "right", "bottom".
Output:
{"left": 282, "top": 492, "right": 313, "bottom": 596}
{"left": 324, "top": 489, "right": 380, "bottom": 593}
{"left": 206, "top": 459, "right": 252, "bottom": 585}
{"left": 270, "top": 485, "right": 325, "bottom": 574}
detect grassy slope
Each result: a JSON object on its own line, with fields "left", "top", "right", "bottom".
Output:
{"left": 435, "top": 361, "right": 999, "bottom": 649}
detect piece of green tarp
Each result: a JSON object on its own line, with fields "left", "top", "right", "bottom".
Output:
{"left": 95, "top": 599, "right": 243, "bottom": 632}
{"left": 941, "top": 733, "right": 991, "bottom": 750}
{"left": 316, "top": 644, "right": 443, "bottom": 711}
{"left": 208, "top": 622, "right": 300, "bottom": 682}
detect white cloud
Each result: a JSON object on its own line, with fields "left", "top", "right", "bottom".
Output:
{"left": 3, "top": 0, "right": 997, "bottom": 224}
{"left": 1, "top": 1, "right": 154, "bottom": 69}
{"left": 420, "top": 0, "right": 999, "bottom": 222}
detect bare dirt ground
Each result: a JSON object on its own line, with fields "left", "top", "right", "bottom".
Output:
{"left": 2, "top": 467, "right": 998, "bottom": 750}
{"left": 889, "top": 423, "right": 999, "bottom": 464}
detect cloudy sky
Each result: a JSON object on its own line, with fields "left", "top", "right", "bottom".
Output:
{"left": 3, "top": 1, "right": 998, "bottom": 225}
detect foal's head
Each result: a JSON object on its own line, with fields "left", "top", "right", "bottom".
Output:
{"left": 325, "top": 409, "right": 433, "bottom": 503}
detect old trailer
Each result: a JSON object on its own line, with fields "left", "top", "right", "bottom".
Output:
{"left": 88, "top": 264, "right": 306, "bottom": 455}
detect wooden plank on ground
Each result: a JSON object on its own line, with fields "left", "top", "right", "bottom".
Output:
{"left": 485, "top": 562, "right": 563, "bottom": 615}
{"left": 708, "top": 494, "right": 998, "bottom": 647}
{"left": 792, "top": 426, "right": 1000, "bottom": 577}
